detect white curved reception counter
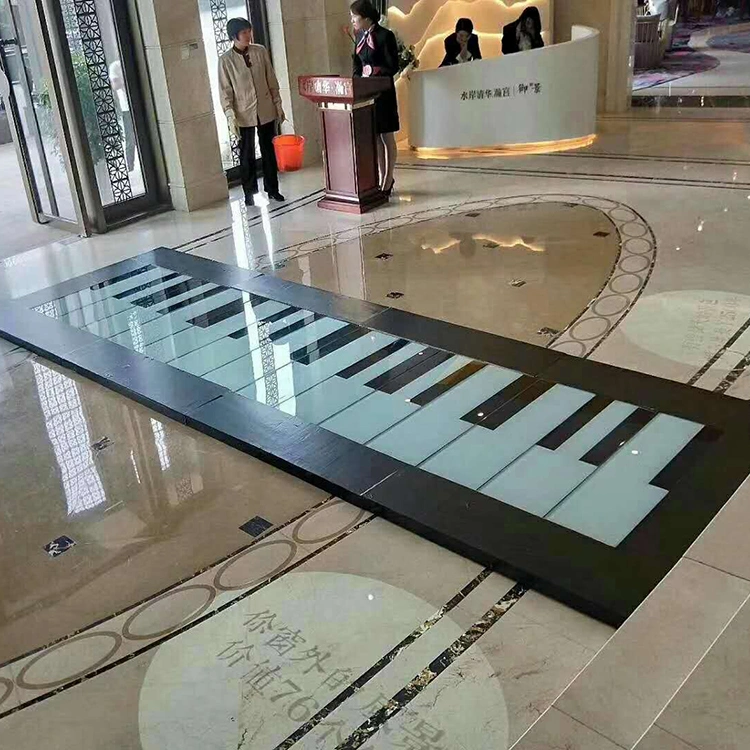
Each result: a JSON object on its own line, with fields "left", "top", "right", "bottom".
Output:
{"left": 408, "top": 26, "right": 599, "bottom": 154}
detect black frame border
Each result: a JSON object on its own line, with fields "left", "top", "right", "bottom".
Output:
{"left": 3, "top": 247, "right": 750, "bottom": 626}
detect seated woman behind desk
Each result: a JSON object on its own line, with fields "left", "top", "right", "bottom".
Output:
{"left": 440, "top": 18, "right": 482, "bottom": 67}
{"left": 502, "top": 7, "right": 544, "bottom": 55}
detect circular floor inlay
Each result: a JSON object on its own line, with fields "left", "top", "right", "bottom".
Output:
{"left": 16, "top": 632, "right": 122, "bottom": 690}
{"left": 0, "top": 677, "right": 13, "bottom": 708}
{"left": 213, "top": 539, "right": 296, "bottom": 592}
{"left": 569, "top": 316, "right": 611, "bottom": 342}
{"left": 291, "top": 500, "right": 366, "bottom": 544}
{"left": 593, "top": 293, "right": 631, "bottom": 317}
{"left": 610, "top": 272, "right": 645, "bottom": 295}
{"left": 122, "top": 585, "right": 216, "bottom": 641}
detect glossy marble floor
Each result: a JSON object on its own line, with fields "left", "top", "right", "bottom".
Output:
{"left": 2, "top": 117, "right": 750, "bottom": 749}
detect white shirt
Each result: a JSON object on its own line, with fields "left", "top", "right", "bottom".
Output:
{"left": 108, "top": 61, "right": 129, "bottom": 113}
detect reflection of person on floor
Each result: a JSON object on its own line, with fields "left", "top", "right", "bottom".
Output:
{"left": 440, "top": 18, "right": 482, "bottom": 67}
{"left": 350, "top": 0, "right": 400, "bottom": 196}
{"left": 219, "top": 17, "right": 286, "bottom": 205}
{"left": 502, "top": 7, "right": 545, "bottom": 55}
{"left": 108, "top": 61, "right": 135, "bottom": 173}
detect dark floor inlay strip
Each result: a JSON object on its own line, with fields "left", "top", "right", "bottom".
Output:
{"left": 538, "top": 394, "right": 611, "bottom": 451}
{"left": 90, "top": 265, "right": 154, "bottom": 290}
{"left": 293, "top": 325, "right": 369, "bottom": 366}
{"left": 132, "top": 278, "right": 212, "bottom": 308}
{"left": 274, "top": 569, "right": 493, "bottom": 749}
{"left": 333, "top": 583, "right": 528, "bottom": 750}
{"left": 268, "top": 312, "right": 324, "bottom": 343}
{"left": 651, "top": 426, "right": 723, "bottom": 491}
{"left": 366, "top": 349, "right": 454, "bottom": 394}
{"left": 187, "top": 294, "right": 268, "bottom": 328}
{"left": 158, "top": 285, "right": 227, "bottom": 315}
{"left": 461, "top": 375, "right": 536, "bottom": 426}
{"left": 581, "top": 408, "right": 655, "bottom": 466}
{"left": 113, "top": 272, "right": 180, "bottom": 299}
{"left": 410, "top": 361, "right": 487, "bottom": 407}
{"left": 336, "top": 339, "right": 410, "bottom": 379}
{"left": 228, "top": 306, "right": 301, "bottom": 339}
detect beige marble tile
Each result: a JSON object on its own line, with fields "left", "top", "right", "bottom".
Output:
{"left": 656, "top": 596, "right": 750, "bottom": 750}
{"left": 0, "top": 358, "right": 327, "bottom": 664}
{"left": 179, "top": 173, "right": 230, "bottom": 212}
{"left": 157, "top": 41, "right": 214, "bottom": 124}
{"left": 634, "top": 726, "right": 697, "bottom": 750}
{"left": 555, "top": 559, "right": 750, "bottom": 749}
{"left": 512, "top": 707, "right": 624, "bottom": 750}
{"left": 687, "top": 477, "right": 750, "bottom": 581}
{"left": 173, "top": 114, "right": 225, "bottom": 189}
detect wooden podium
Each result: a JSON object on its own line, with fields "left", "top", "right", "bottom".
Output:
{"left": 299, "top": 76, "right": 391, "bottom": 214}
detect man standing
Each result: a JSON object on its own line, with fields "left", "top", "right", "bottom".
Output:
{"left": 219, "top": 18, "right": 286, "bottom": 204}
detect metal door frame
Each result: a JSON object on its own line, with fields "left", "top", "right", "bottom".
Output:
{"left": 0, "top": 0, "right": 89, "bottom": 235}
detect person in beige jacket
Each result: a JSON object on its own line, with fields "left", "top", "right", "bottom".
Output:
{"left": 219, "top": 18, "right": 286, "bottom": 203}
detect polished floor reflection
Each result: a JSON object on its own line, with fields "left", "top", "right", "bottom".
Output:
{"left": 274, "top": 202, "right": 620, "bottom": 344}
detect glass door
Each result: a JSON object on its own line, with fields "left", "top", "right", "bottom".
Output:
{"left": 0, "top": 0, "right": 85, "bottom": 233}
{"left": 55, "top": 0, "right": 161, "bottom": 227}
{"left": 198, "top": 0, "right": 270, "bottom": 180}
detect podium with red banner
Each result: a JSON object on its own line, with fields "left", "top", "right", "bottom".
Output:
{"left": 299, "top": 76, "right": 391, "bottom": 214}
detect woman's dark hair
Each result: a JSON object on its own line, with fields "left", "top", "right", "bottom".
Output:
{"left": 519, "top": 6, "right": 542, "bottom": 35}
{"left": 227, "top": 17, "right": 252, "bottom": 40}
{"left": 455, "top": 18, "right": 474, "bottom": 35}
{"left": 350, "top": 0, "right": 381, "bottom": 24}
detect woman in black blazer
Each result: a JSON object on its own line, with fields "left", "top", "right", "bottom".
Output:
{"left": 350, "top": 0, "right": 400, "bottom": 196}
{"left": 502, "top": 6, "right": 545, "bottom": 55}
{"left": 440, "top": 18, "right": 482, "bottom": 67}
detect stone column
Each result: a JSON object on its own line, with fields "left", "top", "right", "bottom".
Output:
{"left": 266, "top": 0, "right": 354, "bottom": 165}
{"left": 135, "top": 0, "right": 228, "bottom": 211}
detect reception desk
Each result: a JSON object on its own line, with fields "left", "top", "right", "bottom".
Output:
{"left": 409, "top": 26, "right": 599, "bottom": 153}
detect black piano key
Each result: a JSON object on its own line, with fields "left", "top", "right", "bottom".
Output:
{"left": 90, "top": 264, "right": 154, "bottom": 290}
{"left": 292, "top": 325, "right": 369, "bottom": 365}
{"left": 366, "top": 349, "right": 455, "bottom": 394}
{"left": 113, "top": 272, "right": 180, "bottom": 299}
{"left": 268, "top": 312, "right": 324, "bottom": 342}
{"left": 410, "top": 361, "right": 486, "bottom": 407}
{"left": 132, "top": 278, "right": 213, "bottom": 308}
{"left": 228, "top": 306, "right": 301, "bottom": 339}
{"left": 336, "top": 339, "right": 410, "bottom": 379}
{"left": 187, "top": 294, "right": 267, "bottom": 328}
{"left": 461, "top": 375, "right": 537, "bottom": 426}
{"left": 538, "top": 394, "right": 612, "bottom": 451}
{"left": 581, "top": 408, "right": 656, "bottom": 466}
{"left": 477, "top": 380, "right": 555, "bottom": 430}
{"left": 651, "top": 426, "right": 723, "bottom": 491}
{"left": 158, "top": 285, "right": 227, "bottom": 315}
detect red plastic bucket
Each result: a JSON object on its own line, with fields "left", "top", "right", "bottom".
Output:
{"left": 273, "top": 134, "right": 306, "bottom": 172}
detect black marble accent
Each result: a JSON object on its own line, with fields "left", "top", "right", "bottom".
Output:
{"left": 337, "top": 583, "right": 527, "bottom": 749}
{"left": 132, "top": 278, "right": 211, "bottom": 308}
{"left": 336, "top": 339, "right": 410, "bottom": 379}
{"left": 461, "top": 375, "right": 536, "bottom": 426}
{"left": 538, "top": 395, "right": 611, "bottom": 451}
{"left": 386, "top": 291, "right": 404, "bottom": 299}
{"left": 44, "top": 536, "right": 76, "bottom": 558}
{"left": 91, "top": 264, "right": 154, "bottom": 290}
{"left": 581, "top": 408, "right": 655, "bottom": 466}
{"left": 187, "top": 295, "right": 266, "bottom": 328}
{"left": 268, "top": 312, "right": 323, "bottom": 342}
{"left": 651, "top": 426, "right": 723, "bottom": 491}
{"left": 152, "top": 247, "right": 263, "bottom": 291}
{"left": 365, "top": 349, "right": 454, "bottom": 394}
{"left": 157, "top": 286, "right": 226, "bottom": 315}
{"left": 275, "top": 569, "right": 494, "bottom": 748}
{"left": 239, "top": 516, "right": 274, "bottom": 537}
{"left": 292, "top": 324, "right": 369, "bottom": 366}
{"left": 410, "top": 361, "right": 486, "bottom": 407}
{"left": 594, "top": 231, "right": 610, "bottom": 238}
{"left": 113, "top": 272, "right": 180, "bottom": 299}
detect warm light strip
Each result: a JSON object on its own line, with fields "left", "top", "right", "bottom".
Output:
{"left": 411, "top": 135, "right": 596, "bottom": 158}
{"left": 388, "top": 0, "right": 535, "bottom": 20}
